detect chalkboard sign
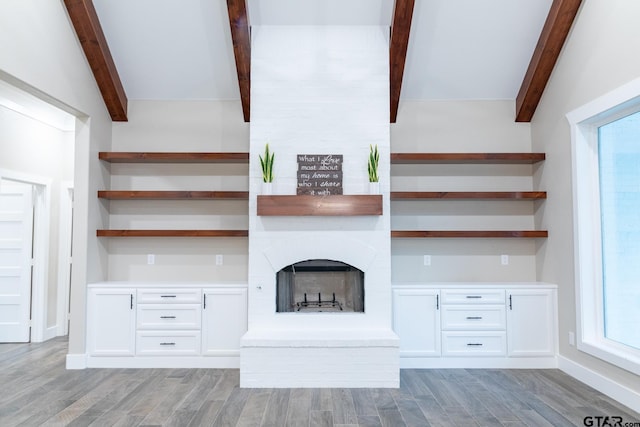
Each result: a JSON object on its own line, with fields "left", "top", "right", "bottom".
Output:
{"left": 297, "top": 154, "right": 343, "bottom": 195}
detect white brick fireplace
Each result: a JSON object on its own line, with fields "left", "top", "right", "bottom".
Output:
{"left": 240, "top": 25, "right": 399, "bottom": 388}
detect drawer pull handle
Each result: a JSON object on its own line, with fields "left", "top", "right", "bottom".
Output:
{"left": 160, "top": 316, "right": 176, "bottom": 319}
{"left": 466, "top": 316, "right": 482, "bottom": 320}
{"left": 160, "top": 342, "right": 176, "bottom": 346}
{"left": 160, "top": 295, "right": 177, "bottom": 298}
{"left": 466, "top": 296, "right": 482, "bottom": 299}
{"left": 467, "top": 343, "right": 483, "bottom": 346}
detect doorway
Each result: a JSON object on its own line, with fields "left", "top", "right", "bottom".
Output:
{"left": 0, "top": 77, "right": 76, "bottom": 343}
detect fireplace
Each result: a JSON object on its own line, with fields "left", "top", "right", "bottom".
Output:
{"left": 242, "top": 25, "right": 398, "bottom": 388}
{"left": 276, "top": 260, "right": 364, "bottom": 313}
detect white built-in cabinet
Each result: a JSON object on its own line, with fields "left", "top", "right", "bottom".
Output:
{"left": 87, "top": 288, "right": 136, "bottom": 357}
{"left": 202, "top": 288, "right": 248, "bottom": 356}
{"left": 136, "top": 288, "right": 202, "bottom": 357}
{"left": 392, "top": 283, "right": 557, "bottom": 368}
{"left": 86, "top": 284, "right": 247, "bottom": 368}
{"left": 507, "top": 289, "right": 556, "bottom": 357}
{"left": 392, "top": 288, "right": 441, "bottom": 357}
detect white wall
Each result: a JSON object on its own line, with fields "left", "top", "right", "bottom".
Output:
{"left": 0, "top": 106, "right": 74, "bottom": 328}
{"left": 105, "top": 66, "right": 541, "bottom": 294}
{"left": 108, "top": 100, "right": 249, "bottom": 282}
{"left": 99, "top": 101, "right": 540, "bottom": 286}
{"left": 0, "top": 1, "right": 114, "bottom": 354}
{"left": 531, "top": 0, "right": 640, "bottom": 397}
{"left": 390, "top": 100, "right": 537, "bottom": 282}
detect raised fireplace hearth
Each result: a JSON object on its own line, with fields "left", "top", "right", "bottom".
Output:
{"left": 276, "top": 259, "right": 364, "bottom": 313}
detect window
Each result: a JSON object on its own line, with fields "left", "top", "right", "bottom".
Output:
{"left": 568, "top": 77, "right": 640, "bottom": 375}
{"left": 598, "top": 112, "right": 640, "bottom": 351}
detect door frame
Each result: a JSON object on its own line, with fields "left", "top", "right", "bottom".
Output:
{"left": 0, "top": 168, "right": 51, "bottom": 342}
{"left": 56, "top": 181, "right": 73, "bottom": 336}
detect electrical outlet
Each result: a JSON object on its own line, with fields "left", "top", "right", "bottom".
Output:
{"left": 501, "top": 254, "right": 509, "bottom": 265}
{"left": 423, "top": 255, "right": 431, "bottom": 266}
{"left": 569, "top": 331, "right": 575, "bottom": 346}
{"left": 147, "top": 254, "right": 155, "bottom": 265}
{"left": 215, "top": 254, "right": 223, "bottom": 266}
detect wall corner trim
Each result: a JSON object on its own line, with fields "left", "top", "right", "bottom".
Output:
{"left": 558, "top": 355, "right": 640, "bottom": 413}
{"left": 65, "top": 353, "right": 87, "bottom": 370}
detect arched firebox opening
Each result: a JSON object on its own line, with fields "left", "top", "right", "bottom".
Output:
{"left": 276, "top": 259, "right": 365, "bottom": 313}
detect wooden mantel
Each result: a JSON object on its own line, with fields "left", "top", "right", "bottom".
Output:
{"left": 257, "top": 195, "right": 383, "bottom": 216}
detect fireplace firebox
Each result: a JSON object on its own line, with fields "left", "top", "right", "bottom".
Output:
{"left": 276, "top": 259, "right": 364, "bottom": 313}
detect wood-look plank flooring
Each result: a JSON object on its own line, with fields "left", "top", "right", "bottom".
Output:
{"left": 1, "top": 338, "right": 638, "bottom": 426}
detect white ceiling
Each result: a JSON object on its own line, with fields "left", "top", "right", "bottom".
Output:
{"left": 92, "top": 0, "right": 552, "bottom": 102}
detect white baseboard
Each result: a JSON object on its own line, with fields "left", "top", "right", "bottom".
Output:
{"left": 558, "top": 355, "right": 640, "bottom": 413}
{"left": 400, "top": 356, "right": 557, "bottom": 369}
{"left": 29, "top": 326, "right": 59, "bottom": 343}
{"left": 85, "top": 356, "right": 240, "bottom": 369}
{"left": 66, "top": 353, "right": 87, "bottom": 370}
{"left": 43, "top": 326, "right": 58, "bottom": 341}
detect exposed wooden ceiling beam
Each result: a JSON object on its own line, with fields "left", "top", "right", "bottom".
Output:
{"left": 227, "top": 0, "right": 251, "bottom": 122}
{"left": 515, "top": 0, "right": 583, "bottom": 122}
{"left": 390, "top": 0, "right": 416, "bottom": 123}
{"left": 63, "top": 0, "right": 128, "bottom": 121}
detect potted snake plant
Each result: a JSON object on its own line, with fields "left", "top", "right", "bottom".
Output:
{"left": 368, "top": 144, "right": 380, "bottom": 194}
{"left": 259, "top": 143, "right": 275, "bottom": 194}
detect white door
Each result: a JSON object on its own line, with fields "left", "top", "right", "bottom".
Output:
{"left": 57, "top": 185, "right": 73, "bottom": 336}
{"left": 0, "top": 182, "right": 34, "bottom": 342}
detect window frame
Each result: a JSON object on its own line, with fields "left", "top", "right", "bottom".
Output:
{"left": 567, "top": 77, "right": 640, "bottom": 375}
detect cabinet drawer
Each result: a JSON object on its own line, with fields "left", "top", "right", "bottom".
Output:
{"left": 441, "top": 332, "right": 506, "bottom": 356}
{"left": 441, "top": 305, "right": 506, "bottom": 331}
{"left": 441, "top": 289, "right": 505, "bottom": 305}
{"left": 137, "top": 304, "right": 201, "bottom": 330}
{"left": 136, "top": 331, "right": 201, "bottom": 356}
{"left": 137, "top": 289, "right": 201, "bottom": 304}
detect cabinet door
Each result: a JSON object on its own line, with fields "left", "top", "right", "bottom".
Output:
{"left": 507, "top": 289, "right": 556, "bottom": 357}
{"left": 202, "top": 288, "right": 247, "bottom": 356}
{"left": 393, "top": 289, "right": 441, "bottom": 357}
{"left": 87, "top": 288, "right": 136, "bottom": 356}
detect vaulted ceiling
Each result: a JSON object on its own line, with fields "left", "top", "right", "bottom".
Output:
{"left": 66, "top": 0, "right": 583, "bottom": 123}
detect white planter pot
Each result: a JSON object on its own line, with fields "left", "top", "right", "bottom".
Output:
{"left": 369, "top": 181, "right": 380, "bottom": 194}
{"left": 262, "top": 182, "right": 273, "bottom": 195}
